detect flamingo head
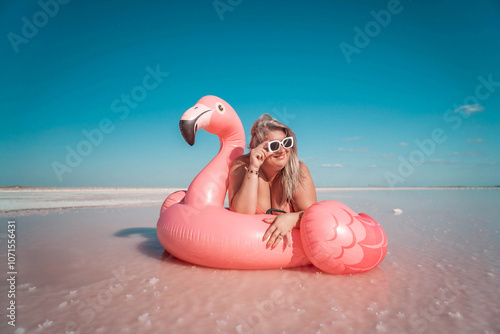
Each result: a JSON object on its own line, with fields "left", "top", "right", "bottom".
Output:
{"left": 179, "top": 95, "right": 242, "bottom": 145}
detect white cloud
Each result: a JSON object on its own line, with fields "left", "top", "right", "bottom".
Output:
{"left": 367, "top": 164, "right": 377, "bottom": 168}
{"left": 321, "top": 163, "right": 344, "bottom": 168}
{"left": 454, "top": 104, "right": 484, "bottom": 115}
{"left": 338, "top": 147, "right": 370, "bottom": 152}
{"left": 342, "top": 136, "right": 362, "bottom": 141}
{"left": 425, "top": 159, "right": 460, "bottom": 164}
{"left": 467, "top": 138, "right": 484, "bottom": 144}
{"left": 446, "top": 151, "right": 482, "bottom": 157}
{"left": 397, "top": 142, "right": 410, "bottom": 146}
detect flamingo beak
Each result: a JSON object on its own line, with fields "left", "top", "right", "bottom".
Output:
{"left": 179, "top": 104, "right": 212, "bottom": 146}
{"left": 179, "top": 119, "right": 197, "bottom": 146}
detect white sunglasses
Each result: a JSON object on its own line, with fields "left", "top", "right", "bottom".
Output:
{"left": 268, "top": 137, "right": 294, "bottom": 152}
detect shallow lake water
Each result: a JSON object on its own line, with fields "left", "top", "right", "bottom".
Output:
{"left": 0, "top": 188, "right": 498, "bottom": 333}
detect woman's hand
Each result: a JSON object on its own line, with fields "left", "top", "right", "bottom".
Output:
{"left": 249, "top": 141, "right": 270, "bottom": 170}
{"left": 262, "top": 213, "right": 299, "bottom": 249}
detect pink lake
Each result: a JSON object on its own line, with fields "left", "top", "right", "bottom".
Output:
{"left": 0, "top": 188, "right": 499, "bottom": 333}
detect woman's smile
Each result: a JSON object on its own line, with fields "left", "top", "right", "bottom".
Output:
{"left": 273, "top": 152, "right": 287, "bottom": 160}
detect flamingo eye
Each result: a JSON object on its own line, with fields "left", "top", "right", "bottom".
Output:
{"left": 216, "top": 102, "right": 225, "bottom": 114}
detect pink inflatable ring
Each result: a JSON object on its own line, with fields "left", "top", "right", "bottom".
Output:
{"left": 157, "top": 95, "right": 388, "bottom": 274}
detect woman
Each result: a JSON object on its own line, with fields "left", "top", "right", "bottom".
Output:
{"left": 228, "top": 114, "right": 317, "bottom": 250}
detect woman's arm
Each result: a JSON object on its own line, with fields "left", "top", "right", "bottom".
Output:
{"left": 228, "top": 141, "right": 270, "bottom": 213}
{"left": 228, "top": 157, "right": 259, "bottom": 214}
{"left": 262, "top": 162, "right": 317, "bottom": 249}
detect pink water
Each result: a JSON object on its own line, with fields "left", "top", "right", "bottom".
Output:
{"left": 1, "top": 189, "right": 499, "bottom": 333}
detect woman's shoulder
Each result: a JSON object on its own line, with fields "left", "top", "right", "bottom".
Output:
{"left": 299, "top": 160, "right": 312, "bottom": 175}
{"left": 292, "top": 160, "right": 317, "bottom": 210}
{"left": 231, "top": 153, "right": 250, "bottom": 169}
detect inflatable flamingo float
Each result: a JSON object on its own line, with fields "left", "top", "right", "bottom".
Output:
{"left": 157, "top": 96, "right": 388, "bottom": 274}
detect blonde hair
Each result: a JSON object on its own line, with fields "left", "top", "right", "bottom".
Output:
{"left": 249, "top": 114, "right": 302, "bottom": 205}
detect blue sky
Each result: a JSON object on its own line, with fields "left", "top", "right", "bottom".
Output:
{"left": 1, "top": 0, "right": 499, "bottom": 187}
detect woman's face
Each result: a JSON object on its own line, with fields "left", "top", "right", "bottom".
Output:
{"left": 263, "top": 130, "right": 290, "bottom": 170}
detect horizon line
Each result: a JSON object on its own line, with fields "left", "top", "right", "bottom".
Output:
{"left": 1, "top": 185, "right": 499, "bottom": 191}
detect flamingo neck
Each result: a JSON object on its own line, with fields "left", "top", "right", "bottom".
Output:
{"left": 185, "top": 124, "right": 245, "bottom": 207}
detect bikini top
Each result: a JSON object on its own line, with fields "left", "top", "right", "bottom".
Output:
{"left": 256, "top": 203, "right": 294, "bottom": 215}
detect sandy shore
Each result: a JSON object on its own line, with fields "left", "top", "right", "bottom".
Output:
{"left": 0, "top": 189, "right": 499, "bottom": 333}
